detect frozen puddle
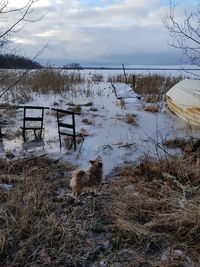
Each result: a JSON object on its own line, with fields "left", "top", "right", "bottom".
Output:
{"left": 1, "top": 80, "right": 199, "bottom": 175}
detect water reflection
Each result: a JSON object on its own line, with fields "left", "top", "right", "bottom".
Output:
{"left": 22, "top": 139, "right": 45, "bottom": 151}
{"left": 0, "top": 138, "right": 5, "bottom": 153}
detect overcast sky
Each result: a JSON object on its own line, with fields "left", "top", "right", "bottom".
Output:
{"left": 3, "top": 0, "right": 197, "bottom": 67}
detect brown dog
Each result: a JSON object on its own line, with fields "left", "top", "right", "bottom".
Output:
{"left": 70, "top": 156, "right": 103, "bottom": 200}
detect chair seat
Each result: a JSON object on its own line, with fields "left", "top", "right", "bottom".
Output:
{"left": 58, "top": 130, "right": 82, "bottom": 137}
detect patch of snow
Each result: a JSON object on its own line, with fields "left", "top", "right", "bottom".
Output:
{"left": 0, "top": 183, "right": 13, "bottom": 190}
{"left": 0, "top": 70, "right": 199, "bottom": 175}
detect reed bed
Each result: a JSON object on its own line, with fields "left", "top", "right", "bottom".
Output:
{"left": 108, "top": 74, "right": 182, "bottom": 103}
{"left": 0, "top": 69, "right": 85, "bottom": 103}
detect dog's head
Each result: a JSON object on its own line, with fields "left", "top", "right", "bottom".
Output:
{"left": 89, "top": 156, "right": 103, "bottom": 168}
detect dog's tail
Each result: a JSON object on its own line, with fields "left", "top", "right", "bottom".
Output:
{"left": 75, "top": 169, "right": 87, "bottom": 180}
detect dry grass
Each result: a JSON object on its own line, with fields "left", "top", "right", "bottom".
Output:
{"left": 82, "top": 118, "right": 93, "bottom": 125}
{"left": 163, "top": 137, "right": 200, "bottom": 153}
{"left": 0, "top": 156, "right": 102, "bottom": 266}
{"left": 125, "top": 113, "right": 137, "bottom": 125}
{"left": 91, "top": 74, "right": 103, "bottom": 82}
{"left": 119, "top": 98, "right": 126, "bottom": 109}
{"left": 103, "top": 151, "right": 200, "bottom": 265}
{"left": 1, "top": 151, "right": 200, "bottom": 266}
{"left": 80, "top": 128, "right": 90, "bottom": 136}
{"left": 0, "top": 69, "right": 85, "bottom": 103}
{"left": 144, "top": 105, "right": 160, "bottom": 112}
{"left": 67, "top": 101, "right": 93, "bottom": 107}
{"left": 22, "top": 69, "right": 84, "bottom": 94}
{"left": 68, "top": 105, "right": 82, "bottom": 113}
{"left": 108, "top": 74, "right": 182, "bottom": 103}
{"left": 163, "top": 138, "right": 187, "bottom": 149}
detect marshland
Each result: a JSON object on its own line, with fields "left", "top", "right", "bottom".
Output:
{"left": 0, "top": 67, "right": 200, "bottom": 266}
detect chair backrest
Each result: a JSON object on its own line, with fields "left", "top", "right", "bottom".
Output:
{"left": 18, "top": 105, "right": 49, "bottom": 141}
{"left": 52, "top": 108, "right": 81, "bottom": 149}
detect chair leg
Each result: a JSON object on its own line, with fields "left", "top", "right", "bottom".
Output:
{"left": 22, "top": 129, "right": 26, "bottom": 142}
{"left": 39, "top": 129, "right": 42, "bottom": 139}
{"left": 34, "top": 129, "right": 37, "bottom": 139}
{"left": 73, "top": 135, "right": 76, "bottom": 150}
{"left": 0, "top": 127, "right": 3, "bottom": 138}
{"left": 59, "top": 132, "right": 62, "bottom": 147}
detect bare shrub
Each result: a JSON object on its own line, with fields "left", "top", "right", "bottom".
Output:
{"left": 144, "top": 105, "right": 160, "bottom": 112}
{"left": 125, "top": 113, "right": 137, "bottom": 125}
{"left": 163, "top": 138, "right": 187, "bottom": 149}
{"left": 91, "top": 74, "right": 103, "bottom": 82}
{"left": 119, "top": 98, "right": 126, "bottom": 109}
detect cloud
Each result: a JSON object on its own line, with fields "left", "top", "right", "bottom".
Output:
{"left": 6, "top": 0, "right": 191, "bottom": 66}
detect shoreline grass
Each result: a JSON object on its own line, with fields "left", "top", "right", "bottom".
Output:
{"left": 1, "top": 150, "right": 200, "bottom": 266}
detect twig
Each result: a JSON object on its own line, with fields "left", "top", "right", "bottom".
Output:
{"left": 162, "top": 172, "right": 187, "bottom": 198}
{"left": 0, "top": 44, "right": 48, "bottom": 99}
{"left": 97, "top": 144, "right": 113, "bottom": 152}
{"left": 25, "top": 153, "right": 48, "bottom": 161}
{"left": 119, "top": 143, "right": 136, "bottom": 148}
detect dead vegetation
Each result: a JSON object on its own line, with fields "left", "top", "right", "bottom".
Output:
{"left": 125, "top": 113, "right": 137, "bottom": 125}
{"left": 82, "top": 118, "right": 93, "bottom": 125}
{"left": 0, "top": 69, "right": 85, "bottom": 103}
{"left": 67, "top": 101, "right": 93, "bottom": 107}
{"left": 119, "top": 98, "right": 126, "bottom": 109}
{"left": 163, "top": 137, "right": 187, "bottom": 149}
{"left": 91, "top": 74, "right": 103, "bottom": 83}
{"left": 144, "top": 104, "right": 160, "bottom": 112}
{"left": 163, "top": 137, "right": 200, "bottom": 152}
{"left": 1, "top": 69, "right": 199, "bottom": 266}
{"left": 109, "top": 73, "right": 182, "bottom": 103}
{"left": 23, "top": 69, "right": 84, "bottom": 94}
{"left": 102, "top": 150, "right": 200, "bottom": 266}
{"left": 0, "top": 156, "right": 82, "bottom": 266}
{"left": 68, "top": 105, "right": 82, "bottom": 113}
{"left": 1, "top": 151, "right": 200, "bottom": 266}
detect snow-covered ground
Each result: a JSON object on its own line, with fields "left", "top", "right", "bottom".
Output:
{"left": 0, "top": 69, "right": 200, "bottom": 174}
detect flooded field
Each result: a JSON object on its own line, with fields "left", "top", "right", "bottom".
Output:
{"left": 1, "top": 68, "right": 200, "bottom": 267}
{"left": 0, "top": 68, "right": 199, "bottom": 174}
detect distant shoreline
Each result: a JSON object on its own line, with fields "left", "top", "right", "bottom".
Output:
{"left": 80, "top": 67, "right": 200, "bottom": 71}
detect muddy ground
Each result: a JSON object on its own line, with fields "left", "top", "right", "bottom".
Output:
{"left": 0, "top": 146, "right": 200, "bottom": 267}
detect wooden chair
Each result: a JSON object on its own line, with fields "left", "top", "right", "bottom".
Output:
{"left": 19, "top": 106, "right": 49, "bottom": 141}
{"left": 52, "top": 108, "right": 84, "bottom": 150}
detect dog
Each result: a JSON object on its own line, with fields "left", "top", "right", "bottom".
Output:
{"left": 70, "top": 156, "right": 103, "bottom": 200}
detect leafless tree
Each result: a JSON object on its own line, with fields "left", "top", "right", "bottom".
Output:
{"left": 0, "top": 0, "right": 40, "bottom": 50}
{"left": 163, "top": 0, "right": 200, "bottom": 66}
{"left": 0, "top": 0, "right": 44, "bottom": 99}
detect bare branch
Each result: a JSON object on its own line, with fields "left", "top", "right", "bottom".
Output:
{"left": 0, "top": 1, "right": 38, "bottom": 39}
{"left": 163, "top": 1, "right": 200, "bottom": 65}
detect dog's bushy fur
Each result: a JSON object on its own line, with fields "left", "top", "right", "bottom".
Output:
{"left": 70, "top": 156, "right": 103, "bottom": 199}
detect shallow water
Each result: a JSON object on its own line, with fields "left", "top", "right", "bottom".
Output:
{"left": 0, "top": 70, "right": 199, "bottom": 174}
